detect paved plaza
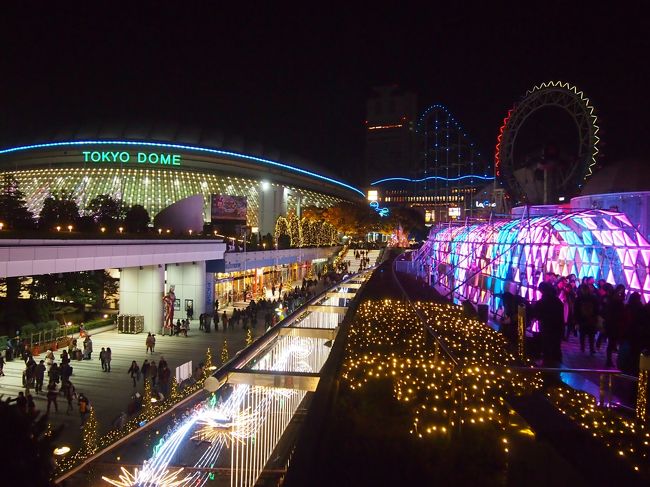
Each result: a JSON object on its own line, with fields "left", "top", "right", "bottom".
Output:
{"left": 0, "top": 284, "right": 315, "bottom": 451}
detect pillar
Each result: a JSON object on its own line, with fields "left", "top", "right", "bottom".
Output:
{"left": 166, "top": 261, "right": 207, "bottom": 319}
{"left": 119, "top": 265, "right": 164, "bottom": 333}
{"left": 259, "top": 186, "right": 287, "bottom": 236}
{"left": 205, "top": 271, "right": 215, "bottom": 313}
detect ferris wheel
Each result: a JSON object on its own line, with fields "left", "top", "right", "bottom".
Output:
{"left": 495, "top": 81, "right": 600, "bottom": 203}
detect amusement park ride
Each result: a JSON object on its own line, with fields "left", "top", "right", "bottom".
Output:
{"left": 410, "top": 81, "right": 650, "bottom": 315}
{"left": 496, "top": 81, "right": 601, "bottom": 206}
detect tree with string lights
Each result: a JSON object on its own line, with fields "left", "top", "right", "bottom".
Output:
{"left": 203, "top": 347, "right": 213, "bottom": 379}
{"left": 82, "top": 407, "right": 99, "bottom": 456}
{"left": 221, "top": 339, "right": 230, "bottom": 365}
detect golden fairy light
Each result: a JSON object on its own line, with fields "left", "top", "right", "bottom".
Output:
{"left": 102, "top": 466, "right": 190, "bottom": 487}
{"left": 192, "top": 403, "right": 264, "bottom": 448}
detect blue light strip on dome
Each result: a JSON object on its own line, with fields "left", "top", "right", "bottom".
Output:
{"left": 371, "top": 174, "right": 495, "bottom": 186}
{"left": 0, "top": 140, "right": 365, "bottom": 197}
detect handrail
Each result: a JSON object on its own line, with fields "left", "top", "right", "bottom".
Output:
{"left": 391, "top": 256, "right": 459, "bottom": 368}
{"left": 55, "top": 272, "right": 365, "bottom": 483}
{"left": 511, "top": 366, "right": 638, "bottom": 382}
{"left": 283, "top": 268, "right": 375, "bottom": 486}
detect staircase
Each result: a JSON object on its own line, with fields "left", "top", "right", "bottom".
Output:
{"left": 347, "top": 249, "right": 382, "bottom": 273}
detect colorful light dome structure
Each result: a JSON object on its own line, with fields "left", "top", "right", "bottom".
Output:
{"left": 415, "top": 209, "right": 650, "bottom": 313}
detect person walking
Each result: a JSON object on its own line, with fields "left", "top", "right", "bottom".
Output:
{"left": 604, "top": 285, "right": 625, "bottom": 367}
{"left": 46, "top": 383, "right": 58, "bottom": 415}
{"left": 100, "top": 347, "right": 107, "bottom": 371}
{"left": 146, "top": 333, "right": 154, "bottom": 354}
{"left": 27, "top": 393, "right": 37, "bottom": 417}
{"left": 78, "top": 393, "right": 90, "bottom": 425}
{"left": 141, "top": 359, "right": 150, "bottom": 381}
{"left": 15, "top": 391, "right": 27, "bottom": 414}
{"left": 158, "top": 356, "right": 168, "bottom": 371}
{"left": 222, "top": 311, "right": 227, "bottom": 332}
{"left": 105, "top": 347, "right": 112, "bottom": 372}
{"left": 48, "top": 362, "right": 60, "bottom": 386}
{"left": 533, "top": 282, "right": 564, "bottom": 367}
{"left": 34, "top": 360, "right": 46, "bottom": 393}
{"left": 62, "top": 379, "right": 76, "bottom": 414}
{"left": 127, "top": 360, "right": 140, "bottom": 387}
{"left": 60, "top": 361, "right": 72, "bottom": 383}
{"left": 60, "top": 349, "right": 70, "bottom": 366}
{"left": 575, "top": 284, "right": 599, "bottom": 355}
{"left": 0, "top": 354, "right": 5, "bottom": 377}
{"left": 83, "top": 336, "right": 93, "bottom": 360}
{"left": 150, "top": 360, "right": 158, "bottom": 387}
{"left": 159, "top": 364, "right": 171, "bottom": 397}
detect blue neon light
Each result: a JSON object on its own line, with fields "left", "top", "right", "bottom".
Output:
{"left": 369, "top": 201, "right": 390, "bottom": 217}
{"left": 371, "top": 174, "right": 495, "bottom": 186}
{"left": 0, "top": 140, "right": 365, "bottom": 197}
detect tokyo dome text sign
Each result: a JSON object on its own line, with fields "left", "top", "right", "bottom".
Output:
{"left": 82, "top": 151, "right": 181, "bottom": 166}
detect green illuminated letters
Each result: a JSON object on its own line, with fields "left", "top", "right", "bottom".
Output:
{"left": 83, "top": 151, "right": 181, "bottom": 166}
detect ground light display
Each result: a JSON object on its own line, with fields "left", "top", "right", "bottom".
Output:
{"left": 342, "top": 300, "right": 542, "bottom": 437}
{"left": 100, "top": 335, "right": 316, "bottom": 486}
{"left": 417, "top": 209, "right": 650, "bottom": 314}
{"left": 340, "top": 298, "right": 649, "bottom": 480}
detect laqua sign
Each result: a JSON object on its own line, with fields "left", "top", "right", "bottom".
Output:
{"left": 82, "top": 151, "right": 181, "bottom": 166}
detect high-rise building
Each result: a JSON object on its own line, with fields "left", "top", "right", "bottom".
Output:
{"left": 364, "top": 86, "right": 417, "bottom": 183}
{"left": 368, "top": 103, "right": 495, "bottom": 224}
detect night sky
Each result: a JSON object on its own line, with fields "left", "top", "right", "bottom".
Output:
{"left": 1, "top": 2, "right": 648, "bottom": 185}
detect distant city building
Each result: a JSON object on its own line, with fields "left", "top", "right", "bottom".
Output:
{"left": 364, "top": 86, "right": 418, "bottom": 183}
{"left": 367, "top": 103, "right": 494, "bottom": 224}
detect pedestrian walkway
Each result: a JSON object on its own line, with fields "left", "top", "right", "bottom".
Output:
{"left": 0, "top": 276, "right": 324, "bottom": 451}
{"left": 0, "top": 318, "right": 252, "bottom": 450}
{"left": 345, "top": 249, "right": 381, "bottom": 274}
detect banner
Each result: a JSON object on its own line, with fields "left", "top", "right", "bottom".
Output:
{"left": 211, "top": 194, "right": 247, "bottom": 222}
{"left": 175, "top": 360, "right": 193, "bottom": 383}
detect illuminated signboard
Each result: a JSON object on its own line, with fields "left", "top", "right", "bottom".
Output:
{"left": 82, "top": 151, "right": 181, "bottom": 166}
{"left": 367, "top": 190, "right": 378, "bottom": 202}
{"left": 369, "top": 201, "right": 389, "bottom": 217}
{"left": 475, "top": 200, "right": 496, "bottom": 208}
{"left": 448, "top": 207, "right": 461, "bottom": 217}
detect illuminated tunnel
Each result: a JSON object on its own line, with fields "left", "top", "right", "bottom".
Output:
{"left": 417, "top": 209, "right": 650, "bottom": 313}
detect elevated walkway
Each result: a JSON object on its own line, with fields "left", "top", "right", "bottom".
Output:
{"left": 0, "top": 238, "right": 226, "bottom": 278}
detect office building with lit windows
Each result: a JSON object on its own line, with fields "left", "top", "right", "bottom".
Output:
{"left": 0, "top": 134, "right": 363, "bottom": 235}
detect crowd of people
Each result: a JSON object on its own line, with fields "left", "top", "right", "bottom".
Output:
{"left": 500, "top": 273, "right": 650, "bottom": 373}
{"left": 198, "top": 275, "right": 335, "bottom": 334}
{"left": 3, "top": 267, "right": 350, "bottom": 446}
{"left": 10, "top": 340, "right": 93, "bottom": 424}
